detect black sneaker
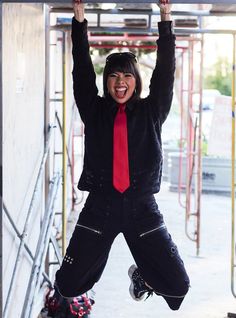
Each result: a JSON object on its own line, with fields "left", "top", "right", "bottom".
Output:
{"left": 128, "top": 265, "right": 153, "bottom": 301}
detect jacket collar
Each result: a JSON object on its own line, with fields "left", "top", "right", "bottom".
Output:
{"left": 107, "top": 95, "right": 137, "bottom": 113}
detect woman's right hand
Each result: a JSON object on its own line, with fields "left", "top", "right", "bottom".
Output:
{"left": 73, "top": 0, "right": 85, "bottom": 23}
{"left": 158, "top": 0, "right": 172, "bottom": 21}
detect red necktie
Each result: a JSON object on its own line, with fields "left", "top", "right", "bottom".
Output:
{"left": 113, "top": 104, "right": 130, "bottom": 193}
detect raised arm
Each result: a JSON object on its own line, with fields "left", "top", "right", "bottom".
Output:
{"left": 148, "top": 1, "right": 176, "bottom": 124}
{"left": 72, "top": 1, "right": 98, "bottom": 123}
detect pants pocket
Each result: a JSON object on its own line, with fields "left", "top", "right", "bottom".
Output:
{"left": 77, "top": 192, "right": 110, "bottom": 237}
{"left": 76, "top": 216, "right": 104, "bottom": 236}
{"left": 139, "top": 223, "right": 166, "bottom": 238}
{"left": 132, "top": 195, "right": 165, "bottom": 239}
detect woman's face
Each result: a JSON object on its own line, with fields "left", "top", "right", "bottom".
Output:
{"left": 107, "top": 71, "right": 136, "bottom": 104}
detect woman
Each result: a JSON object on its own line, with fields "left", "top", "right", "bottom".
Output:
{"left": 55, "top": 0, "right": 190, "bottom": 314}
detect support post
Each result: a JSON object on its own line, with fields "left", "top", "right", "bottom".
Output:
{"left": 231, "top": 33, "right": 236, "bottom": 298}
{"left": 0, "top": 2, "right": 3, "bottom": 317}
{"left": 62, "top": 31, "right": 67, "bottom": 256}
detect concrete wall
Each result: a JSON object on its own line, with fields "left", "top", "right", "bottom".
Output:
{"left": 2, "top": 4, "right": 79, "bottom": 316}
{"left": 2, "top": 3, "right": 46, "bottom": 317}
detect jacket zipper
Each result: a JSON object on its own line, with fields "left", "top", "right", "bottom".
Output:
{"left": 77, "top": 223, "right": 102, "bottom": 235}
{"left": 139, "top": 224, "right": 166, "bottom": 238}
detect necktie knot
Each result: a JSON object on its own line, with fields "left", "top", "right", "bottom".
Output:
{"left": 118, "top": 104, "right": 125, "bottom": 113}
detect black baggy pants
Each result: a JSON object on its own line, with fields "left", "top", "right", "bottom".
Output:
{"left": 55, "top": 191, "right": 190, "bottom": 310}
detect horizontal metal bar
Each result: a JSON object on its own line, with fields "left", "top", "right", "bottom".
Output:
{"left": 3, "top": 203, "right": 51, "bottom": 284}
{"left": 50, "top": 98, "right": 63, "bottom": 102}
{"left": 3, "top": 203, "right": 34, "bottom": 260}
{"left": 86, "top": 0, "right": 236, "bottom": 2}
{"left": 51, "top": 8, "right": 236, "bottom": 16}
{"left": 2, "top": 0, "right": 236, "bottom": 3}
{"left": 52, "top": 24, "right": 236, "bottom": 35}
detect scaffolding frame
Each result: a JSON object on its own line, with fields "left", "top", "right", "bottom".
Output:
{"left": 177, "top": 36, "right": 203, "bottom": 256}
{"left": 51, "top": 5, "right": 236, "bottom": 35}
{"left": 2, "top": 0, "right": 236, "bottom": 3}
{"left": 2, "top": 123, "right": 63, "bottom": 318}
{"left": 1, "top": 2, "right": 236, "bottom": 317}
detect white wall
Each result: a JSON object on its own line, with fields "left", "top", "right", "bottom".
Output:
{"left": 2, "top": 3, "right": 46, "bottom": 317}
{"left": 2, "top": 4, "right": 80, "bottom": 316}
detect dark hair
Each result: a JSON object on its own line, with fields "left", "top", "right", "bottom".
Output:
{"left": 103, "top": 52, "right": 142, "bottom": 101}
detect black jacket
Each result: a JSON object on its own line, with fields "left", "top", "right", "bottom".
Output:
{"left": 71, "top": 17, "right": 176, "bottom": 196}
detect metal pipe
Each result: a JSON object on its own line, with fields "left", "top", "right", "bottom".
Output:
{"left": 90, "top": 43, "right": 189, "bottom": 50}
{"left": 178, "top": 50, "right": 186, "bottom": 209}
{"left": 44, "top": 3, "right": 51, "bottom": 221}
{"left": 3, "top": 203, "right": 51, "bottom": 283}
{"left": 231, "top": 33, "right": 236, "bottom": 298}
{"left": 21, "top": 173, "right": 61, "bottom": 318}
{"left": 72, "top": 124, "right": 75, "bottom": 211}
{"left": 50, "top": 233, "right": 63, "bottom": 265}
{"left": 50, "top": 8, "right": 236, "bottom": 17}
{"left": 87, "top": 34, "right": 195, "bottom": 42}
{"left": 53, "top": 29, "right": 80, "bottom": 253}
{"left": 76, "top": 122, "right": 85, "bottom": 205}
{"left": 184, "top": 36, "right": 204, "bottom": 255}
{"left": 185, "top": 40, "right": 194, "bottom": 242}
{"left": 0, "top": 2, "right": 3, "bottom": 314}
{"left": 97, "top": 11, "right": 101, "bottom": 28}
{"left": 3, "top": 0, "right": 236, "bottom": 4}
{"left": 3, "top": 126, "right": 54, "bottom": 318}
{"left": 55, "top": 111, "right": 79, "bottom": 205}
{"left": 71, "top": 107, "right": 85, "bottom": 206}
{"left": 61, "top": 31, "right": 67, "bottom": 256}
{"left": 51, "top": 24, "right": 236, "bottom": 35}
{"left": 3, "top": 203, "right": 35, "bottom": 261}
{"left": 196, "top": 34, "right": 204, "bottom": 256}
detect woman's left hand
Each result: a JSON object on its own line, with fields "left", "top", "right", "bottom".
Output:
{"left": 73, "top": 0, "right": 85, "bottom": 23}
{"left": 158, "top": 0, "right": 172, "bottom": 14}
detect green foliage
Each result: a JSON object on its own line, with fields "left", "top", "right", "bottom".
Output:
{"left": 90, "top": 44, "right": 153, "bottom": 75}
{"left": 94, "top": 64, "right": 104, "bottom": 75}
{"left": 201, "top": 135, "right": 208, "bottom": 156}
{"left": 204, "top": 57, "right": 232, "bottom": 96}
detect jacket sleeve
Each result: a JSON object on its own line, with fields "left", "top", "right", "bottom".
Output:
{"left": 148, "top": 21, "right": 176, "bottom": 124}
{"left": 71, "top": 17, "right": 98, "bottom": 123}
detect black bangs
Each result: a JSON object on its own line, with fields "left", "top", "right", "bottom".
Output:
{"left": 106, "top": 56, "right": 137, "bottom": 76}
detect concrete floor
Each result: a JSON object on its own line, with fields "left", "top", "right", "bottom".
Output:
{"left": 74, "top": 183, "right": 236, "bottom": 318}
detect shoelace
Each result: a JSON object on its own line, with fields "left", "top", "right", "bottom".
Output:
{"left": 144, "top": 289, "right": 154, "bottom": 300}
{"left": 133, "top": 269, "right": 154, "bottom": 300}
